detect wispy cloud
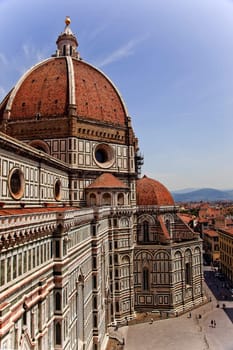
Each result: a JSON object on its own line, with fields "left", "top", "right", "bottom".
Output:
{"left": 22, "top": 43, "right": 45, "bottom": 62}
{"left": 96, "top": 35, "right": 149, "bottom": 68}
{"left": 88, "top": 24, "right": 107, "bottom": 41}
{"left": 0, "top": 53, "right": 7, "bottom": 65}
{"left": 15, "top": 43, "right": 47, "bottom": 75}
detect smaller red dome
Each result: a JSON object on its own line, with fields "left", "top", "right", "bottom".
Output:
{"left": 136, "top": 175, "right": 174, "bottom": 206}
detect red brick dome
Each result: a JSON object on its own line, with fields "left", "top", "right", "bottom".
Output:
{"left": 136, "top": 175, "right": 174, "bottom": 206}
{"left": 0, "top": 19, "right": 128, "bottom": 127}
{"left": 0, "top": 57, "right": 127, "bottom": 126}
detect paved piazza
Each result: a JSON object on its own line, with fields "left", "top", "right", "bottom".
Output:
{"left": 120, "top": 306, "right": 232, "bottom": 350}
{"left": 116, "top": 274, "right": 233, "bottom": 350}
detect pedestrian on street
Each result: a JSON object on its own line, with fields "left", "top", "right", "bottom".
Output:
{"left": 214, "top": 320, "right": 216, "bottom": 328}
{"left": 211, "top": 320, "right": 213, "bottom": 328}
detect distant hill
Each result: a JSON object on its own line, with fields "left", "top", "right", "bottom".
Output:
{"left": 172, "top": 188, "right": 233, "bottom": 202}
{"left": 172, "top": 188, "right": 197, "bottom": 194}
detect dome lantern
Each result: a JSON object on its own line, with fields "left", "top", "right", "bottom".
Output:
{"left": 55, "top": 17, "right": 80, "bottom": 58}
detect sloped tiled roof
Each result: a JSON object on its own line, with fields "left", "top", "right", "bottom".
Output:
{"left": 178, "top": 214, "right": 194, "bottom": 224}
{"left": 0, "top": 206, "right": 78, "bottom": 216}
{"left": 203, "top": 229, "right": 218, "bottom": 237}
{"left": 136, "top": 175, "right": 174, "bottom": 206}
{"left": 87, "top": 173, "right": 128, "bottom": 189}
{"left": 1, "top": 58, "right": 127, "bottom": 127}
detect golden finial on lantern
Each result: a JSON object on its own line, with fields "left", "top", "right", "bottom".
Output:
{"left": 65, "top": 16, "right": 71, "bottom": 26}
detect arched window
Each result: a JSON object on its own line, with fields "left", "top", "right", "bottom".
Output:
{"left": 117, "top": 193, "right": 124, "bottom": 205}
{"left": 55, "top": 322, "right": 62, "bottom": 345}
{"left": 154, "top": 252, "right": 170, "bottom": 284}
{"left": 185, "top": 263, "right": 192, "bottom": 285}
{"left": 23, "top": 303, "right": 27, "bottom": 326}
{"left": 174, "top": 251, "right": 182, "bottom": 283}
{"left": 63, "top": 45, "right": 66, "bottom": 56}
{"left": 102, "top": 193, "right": 111, "bottom": 206}
{"left": 185, "top": 250, "right": 192, "bottom": 286}
{"left": 165, "top": 219, "right": 170, "bottom": 234}
{"left": 143, "top": 221, "right": 149, "bottom": 242}
{"left": 90, "top": 193, "right": 97, "bottom": 206}
{"left": 142, "top": 268, "right": 149, "bottom": 291}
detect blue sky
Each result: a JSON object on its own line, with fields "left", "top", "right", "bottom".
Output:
{"left": 1, "top": 0, "right": 233, "bottom": 190}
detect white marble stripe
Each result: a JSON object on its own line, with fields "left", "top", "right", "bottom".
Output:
{"left": 66, "top": 56, "right": 76, "bottom": 106}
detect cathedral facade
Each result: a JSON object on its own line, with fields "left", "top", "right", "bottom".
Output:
{"left": 0, "top": 18, "right": 204, "bottom": 350}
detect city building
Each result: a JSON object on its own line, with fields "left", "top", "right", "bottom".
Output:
{"left": 218, "top": 227, "right": 233, "bottom": 282}
{"left": 0, "top": 18, "right": 205, "bottom": 350}
{"left": 202, "top": 229, "right": 220, "bottom": 266}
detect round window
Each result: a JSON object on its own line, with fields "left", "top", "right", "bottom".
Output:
{"left": 8, "top": 168, "right": 25, "bottom": 200}
{"left": 54, "top": 179, "right": 62, "bottom": 201}
{"left": 94, "top": 144, "right": 115, "bottom": 168}
{"left": 95, "top": 148, "right": 108, "bottom": 163}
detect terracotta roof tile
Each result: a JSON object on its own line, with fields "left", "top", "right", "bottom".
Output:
{"left": 136, "top": 175, "right": 174, "bottom": 206}
{"left": 219, "top": 228, "right": 233, "bottom": 236}
{"left": 178, "top": 214, "right": 194, "bottom": 224}
{"left": 87, "top": 173, "right": 128, "bottom": 189}
{"left": 203, "top": 229, "right": 218, "bottom": 237}
{"left": 2, "top": 58, "right": 127, "bottom": 127}
{"left": 0, "top": 206, "right": 78, "bottom": 216}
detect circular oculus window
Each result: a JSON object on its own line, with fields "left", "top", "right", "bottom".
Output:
{"left": 8, "top": 168, "right": 25, "bottom": 200}
{"left": 54, "top": 179, "right": 62, "bottom": 201}
{"left": 94, "top": 144, "right": 115, "bottom": 168}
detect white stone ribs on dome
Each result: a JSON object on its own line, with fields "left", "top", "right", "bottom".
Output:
{"left": 4, "top": 58, "right": 54, "bottom": 116}
{"left": 66, "top": 56, "right": 76, "bottom": 107}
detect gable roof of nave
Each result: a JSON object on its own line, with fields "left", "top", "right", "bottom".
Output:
{"left": 0, "top": 206, "right": 78, "bottom": 217}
